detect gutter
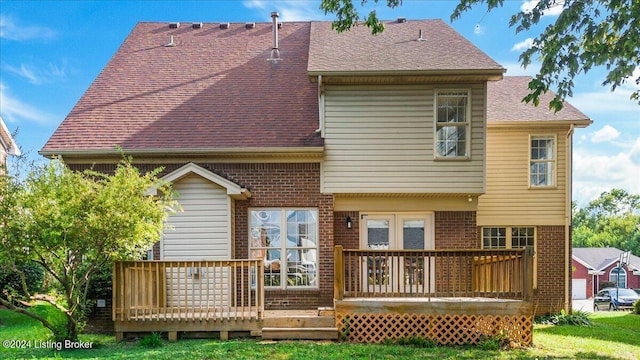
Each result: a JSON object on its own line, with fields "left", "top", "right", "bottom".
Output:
{"left": 565, "top": 124, "right": 575, "bottom": 312}
{"left": 39, "top": 146, "right": 325, "bottom": 158}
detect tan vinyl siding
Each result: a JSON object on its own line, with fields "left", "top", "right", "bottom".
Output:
{"left": 162, "top": 174, "right": 231, "bottom": 259}
{"left": 477, "top": 127, "right": 568, "bottom": 226}
{"left": 322, "top": 84, "right": 485, "bottom": 194}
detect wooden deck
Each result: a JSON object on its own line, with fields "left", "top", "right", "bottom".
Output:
{"left": 113, "top": 247, "right": 534, "bottom": 344}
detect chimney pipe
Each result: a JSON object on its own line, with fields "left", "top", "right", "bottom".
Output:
{"left": 271, "top": 11, "right": 279, "bottom": 49}
{"left": 268, "top": 11, "right": 281, "bottom": 62}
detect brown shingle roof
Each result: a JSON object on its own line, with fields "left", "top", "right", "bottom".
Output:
{"left": 308, "top": 19, "right": 504, "bottom": 75}
{"left": 487, "top": 76, "right": 591, "bottom": 124}
{"left": 42, "top": 22, "right": 321, "bottom": 153}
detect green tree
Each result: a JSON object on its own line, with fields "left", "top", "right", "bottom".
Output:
{"left": 572, "top": 189, "right": 640, "bottom": 256}
{"left": 320, "top": 0, "right": 640, "bottom": 111}
{"left": 0, "top": 158, "right": 176, "bottom": 341}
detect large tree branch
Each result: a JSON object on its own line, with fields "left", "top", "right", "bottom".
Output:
{"left": 0, "top": 296, "right": 58, "bottom": 334}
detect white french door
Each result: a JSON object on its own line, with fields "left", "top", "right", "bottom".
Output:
{"left": 360, "top": 213, "right": 435, "bottom": 294}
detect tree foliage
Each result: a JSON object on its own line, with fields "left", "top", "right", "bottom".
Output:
{"left": 320, "top": 0, "right": 640, "bottom": 111}
{"left": 0, "top": 158, "right": 176, "bottom": 341}
{"left": 572, "top": 189, "right": 640, "bottom": 256}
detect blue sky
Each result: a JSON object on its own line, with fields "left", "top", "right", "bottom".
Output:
{"left": 1, "top": 0, "right": 638, "bottom": 206}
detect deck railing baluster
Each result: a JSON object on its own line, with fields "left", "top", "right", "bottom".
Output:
{"left": 334, "top": 248, "right": 529, "bottom": 300}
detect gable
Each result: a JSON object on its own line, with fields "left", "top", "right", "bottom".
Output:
{"left": 161, "top": 163, "right": 251, "bottom": 200}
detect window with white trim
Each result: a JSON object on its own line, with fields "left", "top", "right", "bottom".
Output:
{"left": 482, "top": 227, "right": 537, "bottom": 286}
{"left": 609, "top": 267, "right": 627, "bottom": 288}
{"left": 249, "top": 209, "right": 318, "bottom": 289}
{"left": 530, "top": 136, "right": 556, "bottom": 187}
{"left": 435, "top": 90, "right": 470, "bottom": 158}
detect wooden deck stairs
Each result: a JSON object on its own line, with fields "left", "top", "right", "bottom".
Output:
{"left": 259, "top": 308, "right": 338, "bottom": 340}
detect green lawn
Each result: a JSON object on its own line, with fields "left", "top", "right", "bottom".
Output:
{"left": 1, "top": 308, "right": 638, "bottom": 359}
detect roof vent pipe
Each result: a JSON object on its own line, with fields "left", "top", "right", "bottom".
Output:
{"left": 267, "top": 11, "right": 281, "bottom": 62}
{"left": 164, "top": 35, "right": 176, "bottom": 47}
{"left": 417, "top": 29, "right": 425, "bottom": 41}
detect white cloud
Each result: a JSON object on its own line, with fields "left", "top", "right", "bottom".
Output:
{"left": 0, "top": 14, "right": 55, "bottom": 41}
{"left": 521, "top": 0, "right": 564, "bottom": 16}
{"left": 0, "top": 83, "right": 52, "bottom": 125}
{"left": 511, "top": 38, "right": 534, "bottom": 52}
{"left": 243, "top": 0, "right": 321, "bottom": 21}
{"left": 3, "top": 61, "right": 68, "bottom": 85}
{"left": 620, "top": 66, "right": 640, "bottom": 92}
{"left": 573, "top": 139, "right": 640, "bottom": 206}
{"left": 501, "top": 60, "right": 540, "bottom": 77}
{"left": 591, "top": 125, "right": 621, "bottom": 143}
{"left": 569, "top": 87, "right": 639, "bottom": 116}
{"left": 474, "top": 24, "right": 485, "bottom": 36}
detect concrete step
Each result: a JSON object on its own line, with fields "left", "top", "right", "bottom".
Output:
{"left": 261, "top": 327, "right": 338, "bottom": 340}
{"left": 263, "top": 315, "right": 335, "bottom": 328}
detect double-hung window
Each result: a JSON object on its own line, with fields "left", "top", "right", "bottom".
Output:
{"left": 249, "top": 208, "right": 318, "bottom": 289}
{"left": 530, "top": 136, "right": 556, "bottom": 187}
{"left": 435, "top": 90, "right": 470, "bottom": 159}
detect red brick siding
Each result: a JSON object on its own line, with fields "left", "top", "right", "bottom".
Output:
{"left": 435, "top": 211, "right": 479, "bottom": 249}
{"left": 215, "top": 163, "right": 334, "bottom": 309}
{"left": 596, "top": 263, "right": 640, "bottom": 291}
{"left": 334, "top": 211, "right": 360, "bottom": 249}
{"left": 84, "top": 299, "right": 113, "bottom": 334}
{"left": 534, "top": 226, "right": 566, "bottom": 315}
{"left": 572, "top": 259, "right": 594, "bottom": 298}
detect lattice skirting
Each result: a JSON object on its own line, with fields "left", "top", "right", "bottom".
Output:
{"left": 335, "top": 313, "right": 533, "bottom": 345}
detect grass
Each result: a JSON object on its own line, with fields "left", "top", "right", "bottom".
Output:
{"left": 1, "top": 307, "right": 639, "bottom": 359}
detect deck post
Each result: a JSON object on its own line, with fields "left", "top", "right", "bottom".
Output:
{"left": 524, "top": 246, "right": 534, "bottom": 301}
{"left": 334, "top": 246, "right": 344, "bottom": 300}
{"left": 168, "top": 331, "right": 178, "bottom": 342}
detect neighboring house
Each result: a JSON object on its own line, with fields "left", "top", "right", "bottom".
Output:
{"left": 572, "top": 247, "right": 640, "bottom": 299}
{"left": 41, "top": 16, "right": 591, "bottom": 344}
{"left": 0, "top": 116, "right": 20, "bottom": 169}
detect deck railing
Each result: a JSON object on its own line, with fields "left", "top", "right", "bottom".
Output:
{"left": 113, "top": 260, "right": 264, "bottom": 322}
{"left": 334, "top": 246, "right": 534, "bottom": 300}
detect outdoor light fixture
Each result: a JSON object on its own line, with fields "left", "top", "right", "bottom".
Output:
{"left": 346, "top": 216, "right": 352, "bottom": 229}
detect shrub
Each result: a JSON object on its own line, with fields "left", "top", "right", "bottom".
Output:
{"left": 139, "top": 332, "right": 163, "bottom": 348}
{"left": 633, "top": 299, "right": 640, "bottom": 315}
{"left": 535, "top": 309, "right": 592, "bottom": 326}
{"left": 86, "top": 262, "right": 112, "bottom": 300}
{"left": 0, "top": 261, "right": 44, "bottom": 298}
{"left": 478, "top": 332, "right": 510, "bottom": 350}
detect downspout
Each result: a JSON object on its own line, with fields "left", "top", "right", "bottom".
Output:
{"left": 565, "top": 124, "right": 575, "bottom": 312}
{"left": 316, "top": 74, "right": 324, "bottom": 135}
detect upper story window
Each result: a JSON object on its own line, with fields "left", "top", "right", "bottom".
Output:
{"left": 249, "top": 208, "right": 318, "bottom": 289}
{"left": 435, "top": 90, "right": 470, "bottom": 159}
{"left": 530, "top": 136, "right": 556, "bottom": 187}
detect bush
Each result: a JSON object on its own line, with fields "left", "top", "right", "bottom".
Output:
{"left": 0, "top": 261, "right": 44, "bottom": 297}
{"left": 633, "top": 299, "right": 640, "bottom": 315}
{"left": 535, "top": 309, "right": 592, "bottom": 326}
{"left": 86, "top": 262, "right": 112, "bottom": 300}
{"left": 478, "top": 332, "right": 510, "bottom": 350}
{"left": 139, "top": 332, "right": 163, "bottom": 348}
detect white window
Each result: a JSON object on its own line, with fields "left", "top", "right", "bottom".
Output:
{"left": 435, "top": 90, "right": 470, "bottom": 159}
{"left": 530, "top": 136, "right": 556, "bottom": 187}
{"left": 482, "top": 227, "right": 537, "bottom": 287}
{"left": 249, "top": 209, "right": 318, "bottom": 289}
{"left": 609, "top": 267, "right": 627, "bottom": 288}
{"left": 482, "top": 227, "right": 535, "bottom": 250}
